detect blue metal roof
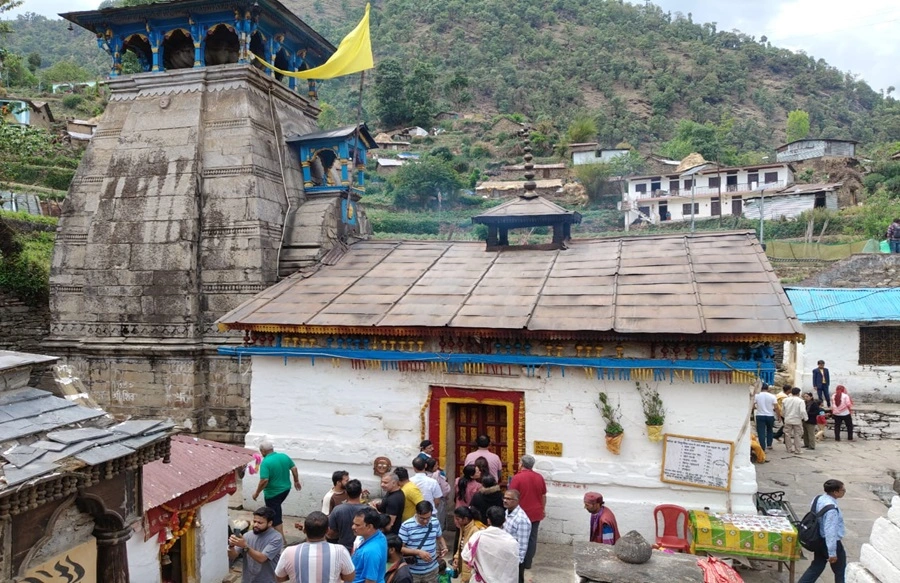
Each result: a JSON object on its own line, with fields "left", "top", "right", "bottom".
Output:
{"left": 785, "top": 288, "right": 900, "bottom": 323}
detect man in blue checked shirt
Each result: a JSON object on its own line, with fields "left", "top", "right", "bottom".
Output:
{"left": 799, "top": 479, "right": 846, "bottom": 583}
{"left": 399, "top": 501, "right": 447, "bottom": 583}
{"left": 502, "top": 490, "right": 532, "bottom": 583}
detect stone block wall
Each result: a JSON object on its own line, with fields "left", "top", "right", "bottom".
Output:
{"left": 854, "top": 406, "right": 900, "bottom": 440}
{"left": 799, "top": 254, "right": 900, "bottom": 288}
{"left": 0, "top": 291, "right": 50, "bottom": 353}
{"left": 45, "top": 65, "right": 341, "bottom": 442}
{"left": 846, "top": 495, "right": 900, "bottom": 583}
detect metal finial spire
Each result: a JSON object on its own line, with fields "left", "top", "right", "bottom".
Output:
{"left": 520, "top": 127, "right": 537, "bottom": 199}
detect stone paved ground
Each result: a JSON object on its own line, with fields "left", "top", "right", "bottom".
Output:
{"left": 225, "top": 437, "right": 898, "bottom": 582}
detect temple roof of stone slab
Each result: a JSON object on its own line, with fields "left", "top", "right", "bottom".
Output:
{"left": 61, "top": 0, "right": 335, "bottom": 61}
{"left": 0, "top": 387, "right": 174, "bottom": 491}
{"left": 217, "top": 230, "right": 803, "bottom": 341}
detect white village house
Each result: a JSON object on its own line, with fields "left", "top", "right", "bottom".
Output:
{"left": 622, "top": 161, "right": 794, "bottom": 226}
{"left": 216, "top": 219, "right": 802, "bottom": 544}
{"left": 569, "top": 143, "right": 630, "bottom": 166}
{"left": 783, "top": 287, "right": 900, "bottom": 402}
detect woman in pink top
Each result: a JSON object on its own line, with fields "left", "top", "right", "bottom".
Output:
{"left": 832, "top": 385, "right": 854, "bottom": 441}
{"left": 455, "top": 464, "right": 482, "bottom": 508}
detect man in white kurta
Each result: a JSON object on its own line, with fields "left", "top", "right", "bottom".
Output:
{"left": 461, "top": 507, "right": 519, "bottom": 583}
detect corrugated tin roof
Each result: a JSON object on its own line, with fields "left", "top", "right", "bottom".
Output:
{"left": 142, "top": 435, "right": 254, "bottom": 511}
{"left": 218, "top": 231, "right": 802, "bottom": 339}
{"left": 784, "top": 288, "right": 900, "bottom": 323}
{"left": 775, "top": 182, "right": 842, "bottom": 195}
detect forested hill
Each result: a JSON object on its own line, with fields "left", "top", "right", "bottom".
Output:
{"left": 288, "top": 0, "right": 900, "bottom": 152}
{"left": 6, "top": 0, "right": 900, "bottom": 153}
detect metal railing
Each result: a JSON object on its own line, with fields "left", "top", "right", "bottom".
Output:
{"left": 630, "top": 180, "right": 786, "bottom": 199}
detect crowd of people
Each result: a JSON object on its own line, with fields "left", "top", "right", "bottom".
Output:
{"left": 753, "top": 360, "right": 855, "bottom": 460}
{"left": 227, "top": 434, "right": 623, "bottom": 583}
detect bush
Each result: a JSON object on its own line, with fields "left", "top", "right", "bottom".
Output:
{"left": 61, "top": 94, "right": 85, "bottom": 109}
{"left": 0, "top": 162, "right": 75, "bottom": 190}
{"left": 367, "top": 211, "right": 441, "bottom": 235}
{"left": 0, "top": 231, "right": 53, "bottom": 305}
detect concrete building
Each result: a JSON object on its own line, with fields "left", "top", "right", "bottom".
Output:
{"left": 784, "top": 287, "right": 900, "bottom": 402}
{"left": 742, "top": 182, "right": 841, "bottom": 220}
{"left": 775, "top": 138, "right": 857, "bottom": 163}
{"left": 47, "top": 0, "right": 369, "bottom": 442}
{"left": 622, "top": 163, "right": 793, "bottom": 226}
{"left": 568, "top": 143, "right": 630, "bottom": 166}
{"left": 216, "top": 229, "right": 802, "bottom": 545}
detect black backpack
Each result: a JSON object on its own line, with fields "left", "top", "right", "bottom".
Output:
{"left": 797, "top": 495, "right": 835, "bottom": 552}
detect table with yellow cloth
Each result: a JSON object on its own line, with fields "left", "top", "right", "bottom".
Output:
{"left": 689, "top": 511, "right": 801, "bottom": 582}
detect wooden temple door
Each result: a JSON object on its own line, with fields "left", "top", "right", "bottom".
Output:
{"left": 454, "top": 404, "right": 509, "bottom": 477}
{"left": 428, "top": 387, "right": 524, "bottom": 485}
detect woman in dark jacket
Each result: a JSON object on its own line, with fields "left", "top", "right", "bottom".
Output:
{"left": 470, "top": 475, "right": 504, "bottom": 519}
{"left": 802, "top": 391, "right": 819, "bottom": 450}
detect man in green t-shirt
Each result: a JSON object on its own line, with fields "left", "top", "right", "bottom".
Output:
{"left": 252, "top": 440, "right": 302, "bottom": 539}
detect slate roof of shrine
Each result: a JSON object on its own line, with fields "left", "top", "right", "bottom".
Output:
{"left": 217, "top": 230, "right": 802, "bottom": 340}
{"left": 0, "top": 352, "right": 174, "bottom": 493}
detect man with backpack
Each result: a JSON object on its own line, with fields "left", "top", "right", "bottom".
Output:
{"left": 798, "top": 479, "right": 847, "bottom": 583}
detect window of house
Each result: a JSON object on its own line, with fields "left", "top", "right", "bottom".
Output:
{"left": 764, "top": 172, "right": 779, "bottom": 184}
{"left": 635, "top": 183, "right": 647, "bottom": 194}
{"left": 651, "top": 179, "right": 661, "bottom": 193}
{"left": 708, "top": 177, "right": 721, "bottom": 188}
{"left": 669, "top": 180, "right": 679, "bottom": 193}
{"left": 682, "top": 203, "right": 699, "bottom": 215}
{"left": 859, "top": 326, "right": 900, "bottom": 365}
{"left": 684, "top": 179, "right": 693, "bottom": 189}
{"left": 748, "top": 172, "right": 759, "bottom": 186}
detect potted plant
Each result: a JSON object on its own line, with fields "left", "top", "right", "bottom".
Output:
{"left": 637, "top": 382, "right": 666, "bottom": 442}
{"left": 598, "top": 391, "right": 624, "bottom": 454}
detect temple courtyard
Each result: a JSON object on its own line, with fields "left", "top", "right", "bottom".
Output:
{"left": 226, "top": 435, "right": 898, "bottom": 583}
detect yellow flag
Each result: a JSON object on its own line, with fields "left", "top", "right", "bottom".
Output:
{"left": 252, "top": 3, "right": 373, "bottom": 79}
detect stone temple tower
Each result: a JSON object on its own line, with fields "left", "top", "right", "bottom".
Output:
{"left": 48, "top": 0, "right": 373, "bottom": 441}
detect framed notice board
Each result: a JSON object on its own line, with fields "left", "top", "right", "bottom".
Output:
{"left": 660, "top": 433, "right": 734, "bottom": 491}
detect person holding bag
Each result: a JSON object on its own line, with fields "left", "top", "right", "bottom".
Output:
{"left": 399, "top": 501, "right": 446, "bottom": 582}
{"left": 831, "top": 385, "right": 854, "bottom": 441}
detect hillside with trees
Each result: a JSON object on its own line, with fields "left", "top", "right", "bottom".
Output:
{"left": 4, "top": 0, "right": 900, "bottom": 153}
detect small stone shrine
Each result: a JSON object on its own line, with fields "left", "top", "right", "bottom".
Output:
{"left": 47, "top": 0, "right": 372, "bottom": 441}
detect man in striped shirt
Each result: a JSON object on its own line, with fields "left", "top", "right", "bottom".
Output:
{"left": 275, "top": 511, "right": 355, "bottom": 583}
{"left": 502, "top": 490, "right": 531, "bottom": 583}
{"left": 398, "top": 501, "right": 448, "bottom": 583}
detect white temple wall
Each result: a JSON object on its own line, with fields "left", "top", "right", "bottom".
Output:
{"left": 243, "top": 355, "right": 758, "bottom": 544}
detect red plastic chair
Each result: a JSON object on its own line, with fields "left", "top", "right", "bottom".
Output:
{"left": 654, "top": 504, "right": 691, "bottom": 552}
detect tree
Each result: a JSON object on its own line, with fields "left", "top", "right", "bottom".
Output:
{"left": 444, "top": 71, "right": 472, "bottom": 110}
{"left": 39, "top": 59, "right": 93, "bottom": 84}
{"left": 565, "top": 116, "right": 598, "bottom": 144}
{"left": 26, "top": 52, "right": 41, "bottom": 73}
{"left": 0, "top": 0, "right": 22, "bottom": 33}
{"left": 405, "top": 62, "right": 436, "bottom": 128}
{"left": 786, "top": 109, "right": 811, "bottom": 143}
{"left": 388, "top": 157, "right": 463, "bottom": 209}
{"left": 317, "top": 102, "right": 342, "bottom": 130}
{"left": 373, "top": 58, "right": 410, "bottom": 128}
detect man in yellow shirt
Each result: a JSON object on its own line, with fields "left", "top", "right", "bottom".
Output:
{"left": 773, "top": 384, "right": 791, "bottom": 441}
{"left": 394, "top": 467, "right": 424, "bottom": 521}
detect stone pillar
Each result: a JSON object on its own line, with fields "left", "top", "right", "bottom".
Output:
{"left": 94, "top": 525, "right": 133, "bottom": 583}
